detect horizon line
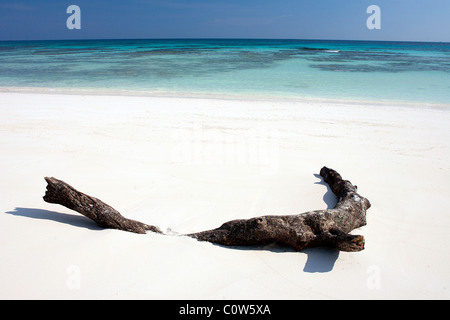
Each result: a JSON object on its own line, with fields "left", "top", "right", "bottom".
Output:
{"left": 1, "top": 37, "right": 449, "bottom": 44}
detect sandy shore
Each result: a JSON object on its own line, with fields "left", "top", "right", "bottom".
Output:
{"left": 0, "top": 91, "right": 449, "bottom": 299}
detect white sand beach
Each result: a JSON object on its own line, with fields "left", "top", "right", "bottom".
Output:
{"left": 0, "top": 91, "right": 449, "bottom": 299}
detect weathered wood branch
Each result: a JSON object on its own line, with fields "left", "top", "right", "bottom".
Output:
{"left": 43, "top": 167, "right": 370, "bottom": 252}
{"left": 189, "top": 167, "right": 370, "bottom": 252}
{"left": 43, "top": 177, "right": 162, "bottom": 234}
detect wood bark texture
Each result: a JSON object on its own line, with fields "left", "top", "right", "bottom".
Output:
{"left": 43, "top": 177, "right": 162, "bottom": 234}
{"left": 43, "top": 167, "right": 370, "bottom": 252}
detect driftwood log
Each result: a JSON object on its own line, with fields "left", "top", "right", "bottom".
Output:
{"left": 43, "top": 167, "right": 370, "bottom": 252}
{"left": 43, "top": 177, "right": 162, "bottom": 234}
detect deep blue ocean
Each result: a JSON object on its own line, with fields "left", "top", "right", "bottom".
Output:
{"left": 0, "top": 39, "right": 449, "bottom": 104}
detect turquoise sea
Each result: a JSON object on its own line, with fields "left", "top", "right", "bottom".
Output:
{"left": 0, "top": 39, "right": 449, "bottom": 104}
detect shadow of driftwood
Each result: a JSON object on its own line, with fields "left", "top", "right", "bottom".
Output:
{"left": 208, "top": 243, "right": 339, "bottom": 273}
{"left": 7, "top": 208, "right": 340, "bottom": 272}
{"left": 7, "top": 172, "right": 341, "bottom": 272}
{"left": 302, "top": 248, "right": 340, "bottom": 273}
{"left": 314, "top": 173, "right": 337, "bottom": 209}
{"left": 5, "top": 207, "right": 101, "bottom": 230}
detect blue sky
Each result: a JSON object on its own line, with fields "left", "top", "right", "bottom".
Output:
{"left": 0, "top": 0, "right": 449, "bottom": 42}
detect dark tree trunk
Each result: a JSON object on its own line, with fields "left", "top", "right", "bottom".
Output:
{"left": 43, "top": 167, "right": 370, "bottom": 252}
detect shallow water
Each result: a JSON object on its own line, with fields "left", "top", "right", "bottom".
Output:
{"left": 0, "top": 39, "right": 449, "bottom": 104}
